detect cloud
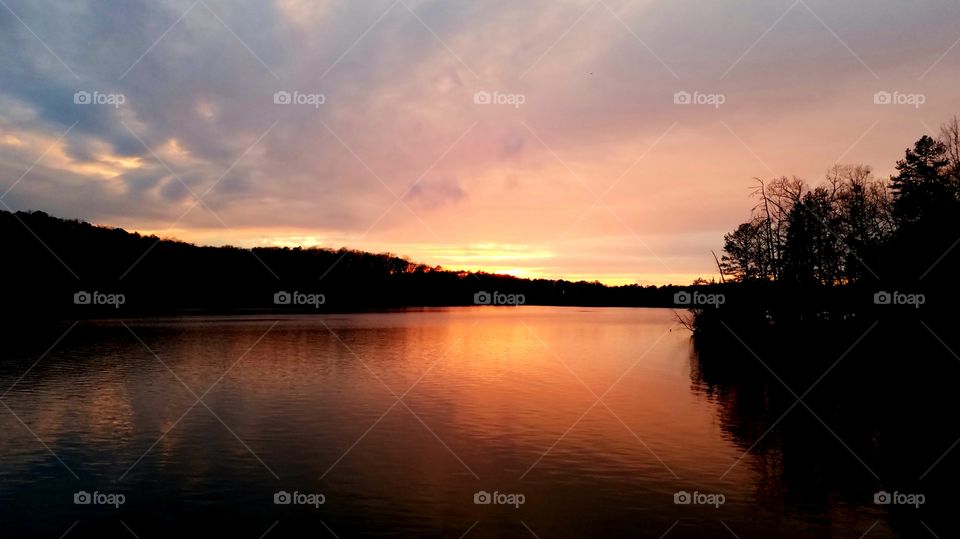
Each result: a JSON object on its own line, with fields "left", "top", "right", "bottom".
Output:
{"left": 405, "top": 176, "right": 467, "bottom": 209}
{"left": 1, "top": 0, "right": 959, "bottom": 281}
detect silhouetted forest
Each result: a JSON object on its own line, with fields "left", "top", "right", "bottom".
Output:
{"left": 691, "top": 116, "right": 960, "bottom": 347}
{"left": 0, "top": 210, "right": 691, "bottom": 320}
{"left": 687, "top": 117, "right": 960, "bottom": 537}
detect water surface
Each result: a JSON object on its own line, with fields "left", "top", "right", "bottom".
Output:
{"left": 0, "top": 307, "right": 928, "bottom": 537}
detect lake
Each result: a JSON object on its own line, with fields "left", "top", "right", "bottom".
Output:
{"left": 0, "top": 307, "right": 943, "bottom": 537}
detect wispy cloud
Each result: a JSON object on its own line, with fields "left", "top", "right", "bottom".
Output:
{"left": 1, "top": 0, "right": 959, "bottom": 283}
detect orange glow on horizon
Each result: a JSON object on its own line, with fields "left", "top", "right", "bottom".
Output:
{"left": 116, "top": 225, "right": 705, "bottom": 286}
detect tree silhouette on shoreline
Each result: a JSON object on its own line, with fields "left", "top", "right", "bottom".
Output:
{"left": 718, "top": 117, "right": 960, "bottom": 289}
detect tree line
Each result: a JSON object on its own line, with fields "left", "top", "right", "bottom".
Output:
{"left": 0, "top": 210, "right": 689, "bottom": 319}
{"left": 719, "top": 117, "right": 960, "bottom": 286}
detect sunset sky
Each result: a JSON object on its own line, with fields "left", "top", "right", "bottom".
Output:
{"left": 1, "top": 0, "right": 959, "bottom": 284}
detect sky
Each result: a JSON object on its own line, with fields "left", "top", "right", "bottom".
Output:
{"left": 1, "top": 0, "right": 959, "bottom": 285}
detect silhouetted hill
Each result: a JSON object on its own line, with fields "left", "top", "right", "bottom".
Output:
{"left": 0, "top": 210, "right": 688, "bottom": 319}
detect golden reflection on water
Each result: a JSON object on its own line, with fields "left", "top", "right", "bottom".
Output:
{"left": 0, "top": 307, "right": 894, "bottom": 537}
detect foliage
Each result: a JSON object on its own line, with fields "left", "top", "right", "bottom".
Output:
{"left": 720, "top": 118, "right": 960, "bottom": 286}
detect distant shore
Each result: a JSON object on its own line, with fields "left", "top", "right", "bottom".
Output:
{"left": 0, "top": 210, "right": 698, "bottom": 321}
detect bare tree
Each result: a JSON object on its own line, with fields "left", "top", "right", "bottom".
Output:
{"left": 722, "top": 166, "right": 892, "bottom": 285}
{"left": 938, "top": 115, "right": 960, "bottom": 187}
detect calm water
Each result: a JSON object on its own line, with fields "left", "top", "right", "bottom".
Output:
{"left": 0, "top": 307, "right": 937, "bottom": 537}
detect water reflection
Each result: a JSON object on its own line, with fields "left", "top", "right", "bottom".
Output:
{"left": 691, "top": 320, "right": 960, "bottom": 537}
{"left": 0, "top": 308, "right": 954, "bottom": 537}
